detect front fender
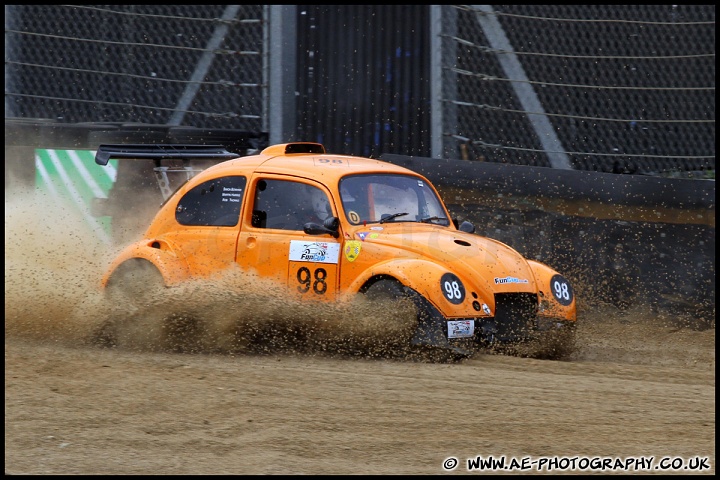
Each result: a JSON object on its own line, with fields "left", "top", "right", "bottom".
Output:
{"left": 344, "top": 259, "right": 487, "bottom": 318}
{"left": 100, "top": 238, "right": 191, "bottom": 288}
{"left": 527, "top": 260, "right": 577, "bottom": 322}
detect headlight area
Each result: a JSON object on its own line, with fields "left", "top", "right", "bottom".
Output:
{"left": 536, "top": 274, "right": 577, "bottom": 322}
{"left": 446, "top": 293, "right": 575, "bottom": 343}
{"left": 438, "top": 272, "right": 494, "bottom": 318}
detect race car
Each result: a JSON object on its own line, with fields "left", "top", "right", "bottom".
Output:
{"left": 94, "top": 142, "right": 577, "bottom": 361}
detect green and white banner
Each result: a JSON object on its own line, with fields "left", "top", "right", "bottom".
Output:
{"left": 34, "top": 149, "right": 118, "bottom": 245}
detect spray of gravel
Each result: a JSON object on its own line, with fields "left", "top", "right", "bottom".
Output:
{"left": 4, "top": 186, "right": 417, "bottom": 360}
{"left": 6, "top": 186, "right": 714, "bottom": 367}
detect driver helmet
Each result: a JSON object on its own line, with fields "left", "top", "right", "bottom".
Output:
{"left": 310, "top": 188, "right": 331, "bottom": 221}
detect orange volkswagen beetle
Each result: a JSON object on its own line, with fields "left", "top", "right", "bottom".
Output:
{"left": 95, "top": 142, "right": 576, "bottom": 360}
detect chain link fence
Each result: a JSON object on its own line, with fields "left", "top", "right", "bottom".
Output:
{"left": 5, "top": 5, "right": 265, "bottom": 131}
{"left": 4, "top": 5, "right": 715, "bottom": 176}
{"left": 441, "top": 5, "right": 715, "bottom": 176}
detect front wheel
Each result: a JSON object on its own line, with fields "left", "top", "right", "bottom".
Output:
{"left": 362, "top": 279, "right": 473, "bottom": 363}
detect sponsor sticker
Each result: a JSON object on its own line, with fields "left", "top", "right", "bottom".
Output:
{"left": 448, "top": 320, "right": 474, "bottom": 339}
{"left": 494, "top": 276, "right": 529, "bottom": 285}
{"left": 344, "top": 240, "right": 362, "bottom": 262}
{"left": 289, "top": 240, "right": 340, "bottom": 264}
{"left": 356, "top": 231, "right": 379, "bottom": 241}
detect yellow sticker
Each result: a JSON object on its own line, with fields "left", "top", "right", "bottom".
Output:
{"left": 344, "top": 240, "right": 362, "bottom": 262}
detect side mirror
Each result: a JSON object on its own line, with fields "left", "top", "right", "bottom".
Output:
{"left": 458, "top": 220, "right": 475, "bottom": 234}
{"left": 323, "top": 216, "right": 340, "bottom": 230}
{"left": 304, "top": 216, "right": 340, "bottom": 238}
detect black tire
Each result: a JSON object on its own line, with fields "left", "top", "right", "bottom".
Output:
{"left": 363, "top": 278, "right": 409, "bottom": 302}
{"left": 105, "top": 259, "right": 165, "bottom": 304}
{"left": 95, "top": 259, "right": 166, "bottom": 348}
{"left": 363, "top": 279, "right": 471, "bottom": 363}
{"left": 356, "top": 279, "right": 418, "bottom": 358}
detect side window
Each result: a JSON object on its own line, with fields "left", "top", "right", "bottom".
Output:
{"left": 252, "top": 179, "right": 330, "bottom": 230}
{"left": 176, "top": 176, "right": 246, "bottom": 226}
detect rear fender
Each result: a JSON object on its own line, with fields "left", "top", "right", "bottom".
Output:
{"left": 100, "top": 239, "right": 191, "bottom": 288}
{"left": 527, "top": 260, "right": 577, "bottom": 322}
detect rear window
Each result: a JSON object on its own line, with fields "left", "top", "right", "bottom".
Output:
{"left": 175, "top": 176, "right": 246, "bottom": 226}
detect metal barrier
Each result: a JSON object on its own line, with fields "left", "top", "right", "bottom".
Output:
{"left": 381, "top": 153, "right": 715, "bottom": 324}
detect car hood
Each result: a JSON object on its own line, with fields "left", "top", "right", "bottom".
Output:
{"left": 354, "top": 224, "right": 538, "bottom": 293}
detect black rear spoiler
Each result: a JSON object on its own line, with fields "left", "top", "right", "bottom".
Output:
{"left": 95, "top": 144, "right": 239, "bottom": 166}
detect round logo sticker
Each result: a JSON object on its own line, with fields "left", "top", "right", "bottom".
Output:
{"left": 440, "top": 273, "right": 465, "bottom": 304}
{"left": 348, "top": 211, "right": 360, "bottom": 224}
{"left": 550, "top": 274, "right": 574, "bottom": 306}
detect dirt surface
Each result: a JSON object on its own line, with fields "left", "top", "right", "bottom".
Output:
{"left": 5, "top": 189, "right": 715, "bottom": 475}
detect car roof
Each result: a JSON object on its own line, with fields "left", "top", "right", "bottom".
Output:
{"left": 196, "top": 142, "right": 421, "bottom": 186}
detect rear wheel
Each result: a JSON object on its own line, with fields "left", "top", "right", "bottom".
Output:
{"left": 105, "top": 259, "right": 165, "bottom": 304}
{"left": 95, "top": 259, "right": 166, "bottom": 348}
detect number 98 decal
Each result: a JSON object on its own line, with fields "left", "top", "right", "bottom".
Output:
{"left": 297, "top": 266, "right": 328, "bottom": 294}
{"left": 550, "top": 274, "right": 574, "bottom": 306}
{"left": 440, "top": 273, "right": 465, "bottom": 304}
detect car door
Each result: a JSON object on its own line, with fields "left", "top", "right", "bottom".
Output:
{"left": 236, "top": 176, "right": 341, "bottom": 302}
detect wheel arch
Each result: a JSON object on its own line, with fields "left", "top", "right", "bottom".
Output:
{"left": 344, "top": 259, "right": 467, "bottom": 317}
{"left": 100, "top": 240, "right": 191, "bottom": 289}
{"left": 358, "top": 273, "right": 404, "bottom": 294}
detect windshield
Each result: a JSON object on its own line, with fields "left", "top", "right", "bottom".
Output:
{"left": 339, "top": 174, "right": 450, "bottom": 226}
